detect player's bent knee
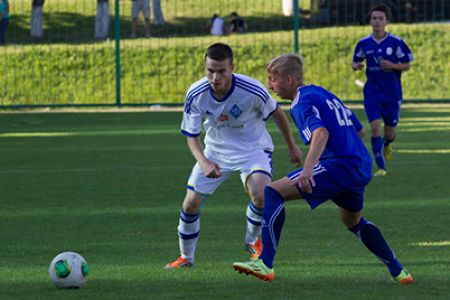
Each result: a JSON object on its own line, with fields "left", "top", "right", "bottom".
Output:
{"left": 250, "top": 192, "right": 264, "bottom": 208}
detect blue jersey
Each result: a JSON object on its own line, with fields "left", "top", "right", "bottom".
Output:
{"left": 290, "top": 85, "right": 372, "bottom": 181}
{"left": 353, "top": 33, "right": 413, "bottom": 103}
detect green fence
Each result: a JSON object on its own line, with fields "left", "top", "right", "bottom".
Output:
{"left": 0, "top": 0, "right": 449, "bottom": 107}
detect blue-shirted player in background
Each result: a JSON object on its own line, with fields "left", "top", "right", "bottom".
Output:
{"left": 352, "top": 4, "right": 413, "bottom": 176}
{"left": 233, "top": 53, "right": 413, "bottom": 284}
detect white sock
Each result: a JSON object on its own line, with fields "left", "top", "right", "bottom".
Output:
{"left": 177, "top": 209, "right": 200, "bottom": 263}
{"left": 244, "top": 202, "right": 263, "bottom": 244}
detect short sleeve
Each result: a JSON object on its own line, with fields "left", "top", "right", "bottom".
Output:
{"left": 261, "top": 96, "right": 279, "bottom": 121}
{"left": 353, "top": 41, "right": 365, "bottom": 62}
{"left": 298, "top": 95, "right": 324, "bottom": 145}
{"left": 181, "top": 97, "right": 202, "bottom": 137}
{"left": 397, "top": 39, "right": 414, "bottom": 63}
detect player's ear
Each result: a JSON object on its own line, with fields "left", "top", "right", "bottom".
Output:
{"left": 287, "top": 74, "right": 293, "bottom": 85}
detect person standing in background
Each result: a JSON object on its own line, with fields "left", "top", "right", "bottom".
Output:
{"left": 131, "top": 0, "right": 151, "bottom": 38}
{"left": 0, "top": 0, "right": 10, "bottom": 45}
{"left": 31, "top": 0, "right": 45, "bottom": 39}
{"left": 95, "top": 0, "right": 109, "bottom": 40}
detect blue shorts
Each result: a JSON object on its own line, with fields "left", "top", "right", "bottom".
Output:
{"left": 287, "top": 159, "right": 371, "bottom": 212}
{"left": 364, "top": 99, "right": 402, "bottom": 127}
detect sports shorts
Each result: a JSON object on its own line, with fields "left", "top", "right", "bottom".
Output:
{"left": 132, "top": 0, "right": 150, "bottom": 19}
{"left": 287, "top": 159, "right": 371, "bottom": 212}
{"left": 186, "top": 147, "right": 273, "bottom": 195}
{"left": 364, "top": 98, "right": 402, "bottom": 127}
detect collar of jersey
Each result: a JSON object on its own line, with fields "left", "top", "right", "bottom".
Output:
{"left": 208, "top": 74, "right": 236, "bottom": 102}
{"left": 371, "top": 32, "right": 390, "bottom": 44}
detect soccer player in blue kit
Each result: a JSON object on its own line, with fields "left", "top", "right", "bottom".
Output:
{"left": 233, "top": 53, "right": 413, "bottom": 284}
{"left": 352, "top": 4, "right": 413, "bottom": 176}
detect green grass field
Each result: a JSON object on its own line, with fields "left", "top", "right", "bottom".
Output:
{"left": 0, "top": 107, "right": 449, "bottom": 299}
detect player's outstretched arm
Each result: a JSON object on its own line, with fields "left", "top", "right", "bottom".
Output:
{"left": 186, "top": 136, "right": 221, "bottom": 178}
{"left": 271, "top": 106, "right": 303, "bottom": 166}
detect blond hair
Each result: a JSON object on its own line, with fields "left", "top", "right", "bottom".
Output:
{"left": 267, "top": 54, "right": 304, "bottom": 82}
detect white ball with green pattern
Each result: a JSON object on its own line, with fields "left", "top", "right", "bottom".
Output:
{"left": 48, "top": 252, "right": 90, "bottom": 289}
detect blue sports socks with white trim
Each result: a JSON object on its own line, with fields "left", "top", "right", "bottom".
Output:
{"left": 349, "top": 217, "right": 403, "bottom": 277}
{"left": 260, "top": 186, "right": 285, "bottom": 268}
{"left": 371, "top": 136, "right": 386, "bottom": 170}
{"left": 177, "top": 209, "right": 200, "bottom": 263}
{"left": 245, "top": 202, "right": 263, "bottom": 244}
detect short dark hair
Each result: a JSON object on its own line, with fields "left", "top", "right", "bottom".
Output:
{"left": 205, "top": 43, "right": 234, "bottom": 63}
{"left": 369, "top": 4, "right": 391, "bottom": 20}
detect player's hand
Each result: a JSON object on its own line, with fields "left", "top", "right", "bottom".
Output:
{"left": 379, "top": 59, "right": 395, "bottom": 70}
{"left": 199, "top": 159, "right": 221, "bottom": 178}
{"left": 288, "top": 144, "right": 303, "bottom": 166}
{"left": 292, "top": 168, "right": 315, "bottom": 194}
{"left": 352, "top": 62, "right": 364, "bottom": 70}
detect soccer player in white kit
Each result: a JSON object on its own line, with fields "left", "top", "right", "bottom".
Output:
{"left": 165, "top": 43, "right": 303, "bottom": 269}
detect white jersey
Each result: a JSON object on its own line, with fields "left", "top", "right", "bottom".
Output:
{"left": 181, "top": 74, "right": 278, "bottom": 158}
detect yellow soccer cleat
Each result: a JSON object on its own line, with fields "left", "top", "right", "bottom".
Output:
{"left": 384, "top": 144, "right": 393, "bottom": 160}
{"left": 374, "top": 168, "right": 388, "bottom": 177}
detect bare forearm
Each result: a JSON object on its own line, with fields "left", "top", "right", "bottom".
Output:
{"left": 187, "top": 137, "right": 207, "bottom": 164}
{"left": 272, "top": 107, "right": 297, "bottom": 148}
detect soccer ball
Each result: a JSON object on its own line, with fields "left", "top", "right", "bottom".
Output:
{"left": 48, "top": 252, "right": 89, "bottom": 289}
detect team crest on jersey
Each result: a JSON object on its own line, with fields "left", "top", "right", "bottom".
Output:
{"left": 229, "top": 104, "right": 242, "bottom": 119}
{"left": 386, "top": 47, "right": 393, "bottom": 55}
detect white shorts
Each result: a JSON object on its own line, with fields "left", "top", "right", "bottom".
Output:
{"left": 186, "top": 148, "right": 273, "bottom": 195}
{"left": 132, "top": 0, "right": 150, "bottom": 19}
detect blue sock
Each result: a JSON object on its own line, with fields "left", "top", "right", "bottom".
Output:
{"left": 371, "top": 136, "right": 386, "bottom": 169}
{"left": 350, "top": 218, "right": 403, "bottom": 277}
{"left": 260, "top": 186, "right": 285, "bottom": 269}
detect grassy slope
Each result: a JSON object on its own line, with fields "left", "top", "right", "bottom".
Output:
{"left": 0, "top": 108, "right": 449, "bottom": 299}
{"left": 0, "top": 1, "right": 449, "bottom": 105}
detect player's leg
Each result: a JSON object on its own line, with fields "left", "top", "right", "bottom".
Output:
{"left": 143, "top": 1, "right": 151, "bottom": 37}
{"left": 383, "top": 100, "right": 401, "bottom": 161}
{"left": 240, "top": 151, "right": 273, "bottom": 257}
{"left": 166, "top": 157, "right": 229, "bottom": 269}
{"left": 365, "top": 100, "right": 387, "bottom": 175}
{"left": 244, "top": 172, "right": 271, "bottom": 257}
{"left": 383, "top": 125, "right": 395, "bottom": 160}
{"left": 341, "top": 207, "right": 413, "bottom": 284}
{"left": 370, "top": 119, "right": 387, "bottom": 175}
{"left": 259, "top": 178, "right": 301, "bottom": 267}
{"left": 165, "top": 190, "right": 203, "bottom": 269}
{"left": 130, "top": 2, "right": 139, "bottom": 37}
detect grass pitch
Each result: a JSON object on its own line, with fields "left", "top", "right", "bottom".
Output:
{"left": 0, "top": 107, "right": 449, "bottom": 299}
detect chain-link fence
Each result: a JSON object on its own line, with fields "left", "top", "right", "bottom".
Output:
{"left": 0, "top": 0, "right": 449, "bottom": 107}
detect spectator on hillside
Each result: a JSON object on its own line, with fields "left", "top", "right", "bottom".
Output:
{"left": 95, "top": 0, "right": 109, "bottom": 40}
{"left": 229, "top": 12, "right": 246, "bottom": 33}
{"left": 131, "top": 0, "right": 151, "bottom": 38}
{"left": 31, "top": 0, "right": 45, "bottom": 39}
{"left": 0, "top": 0, "right": 10, "bottom": 45}
{"left": 205, "top": 14, "right": 226, "bottom": 36}
{"left": 152, "top": 0, "right": 165, "bottom": 26}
